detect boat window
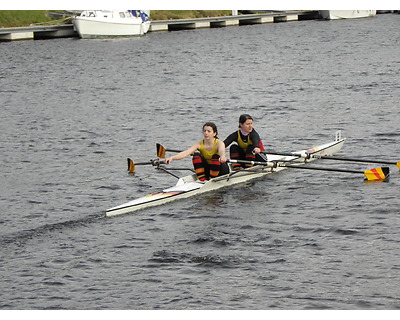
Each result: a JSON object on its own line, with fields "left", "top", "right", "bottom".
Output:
{"left": 119, "top": 12, "right": 125, "bottom": 18}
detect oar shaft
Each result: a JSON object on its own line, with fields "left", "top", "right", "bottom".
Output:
{"left": 282, "top": 164, "right": 389, "bottom": 180}
{"left": 282, "top": 164, "right": 365, "bottom": 174}
{"left": 229, "top": 159, "right": 364, "bottom": 173}
{"left": 134, "top": 161, "right": 157, "bottom": 166}
{"left": 134, "top": 160, "right": 166, "bottom": 166}
{"left": 229, "top": 159, "right": 389, "bottom": 180}
{"left": 167, "top": 148, "right": 183, "bottom": 153}
{"left": 317, "top": 155, "right": 397, "bottom": 166}
{"left": 263, "top": 152, "right": 399, "bottom": 169}
{"left": 128, "top": 158, "right": 166, "bottom": 173}
{"left": 156, "top": 143, "right": 186, "bottom": 158}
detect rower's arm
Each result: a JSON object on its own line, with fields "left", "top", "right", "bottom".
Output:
{"left": 223, "top": 132, "right": 237, "bottom": 148}
{"left": 166, "top": 143, "right": 199, "bottom": 163}
{"left": 217, "top": 140, "right": 227, "bottom": 163}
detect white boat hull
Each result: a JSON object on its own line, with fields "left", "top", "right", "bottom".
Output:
{"left": 106, "top": 138, "right": 345, "bottom": 217}
{"left": 72, "top": 11, "right": 150, "bottom": 38}
{"left": 319, "top": 10, "right": 377, "bottom": 20}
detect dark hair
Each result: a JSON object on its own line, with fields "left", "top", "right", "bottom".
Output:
{"left": 203, "top": 122, "right": 218, "bottom": 136}
{"left": 239, "top": 114, "right": 253, "bottom": 126}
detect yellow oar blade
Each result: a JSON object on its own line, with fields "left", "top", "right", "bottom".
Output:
{"left": 364, "top": 167, "right": 389, "bottom": 181}
{"left": 397, "top": 162, "right": 400, "bottom": 169}
{"left": 157, "top": 143, "right": 167, "bottom": 158}
{"left": 127, "top": 158, "right": 136, "bottom": 173}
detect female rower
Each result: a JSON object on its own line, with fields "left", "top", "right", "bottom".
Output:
{"left": 165, "top": 122, "right": 229, "bottom": 182}
{"left": 223, "top": 114, "right": 267, "bottom": 170}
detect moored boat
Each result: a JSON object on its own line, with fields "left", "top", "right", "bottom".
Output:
{"left": 72, "top": 10, "right": 150, "bottom": 39}
{"left": 106, "top": 136, "right": 347, "bottom": 217}
{"left": 319, "top": 10, "right": 377, "bottom": 20}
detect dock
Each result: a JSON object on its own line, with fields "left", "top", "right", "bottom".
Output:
{"left": 0, "top": 11, "right": 320, "bottom": 42}
{"left": 149, "top": 11, "right": 319, "bottom": 32}
{"left": 0, "top": 25, "right": 77, "bottom": 41}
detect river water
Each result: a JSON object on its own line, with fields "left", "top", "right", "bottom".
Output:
{"left": 1, "top": 14, "right": 400, "bottom": 310}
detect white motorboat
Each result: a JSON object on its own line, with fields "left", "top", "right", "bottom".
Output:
{"left": 72, "top": 10, "right": 150, "bottom": 38}
{"left": 319, "top": 10, "right": 377, "bottom": 20}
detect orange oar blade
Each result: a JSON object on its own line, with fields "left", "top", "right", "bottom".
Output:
{"left": 156, "top": 143, "right": 167, "bottom": 158}
{"left": 127, "top": 158, "right": 136, "bottom": 173}
{"left": 396, "top": 162, "right": 400, "bottom": 169}
{"left": 364, "top": 167, "right": 389, "bottom": 181}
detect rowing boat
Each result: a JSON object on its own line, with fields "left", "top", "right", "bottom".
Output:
{"left": 106, "top": 135, "right": 346, "bottom": 217}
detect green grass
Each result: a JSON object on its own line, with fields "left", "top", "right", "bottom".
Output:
{"left": 150, "top": 10, "right": 232, "bottom": 20}
{"left": 0, "top": 10, "right": 61, "bottom": 28}
{"left": 0, "top": 10, "right": 233, "bottom": 28}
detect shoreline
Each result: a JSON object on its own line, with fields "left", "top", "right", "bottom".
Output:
{"left": 1, "top": 10, "right": 397, "bottom": 42}
{"left": 0, "top": 11, "right": 319, "bottom": 42}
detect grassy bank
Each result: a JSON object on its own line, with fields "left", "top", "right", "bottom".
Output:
{"left": 150, "top": 10, "right": 232, "bottom": 20}
{"left": 0, "top": 10, "right": 58, "bottom": 28}
{"left": 0, "top": 10, "right": 232, "bottom": 28}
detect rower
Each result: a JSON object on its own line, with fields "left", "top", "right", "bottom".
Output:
{"left": 223, "top": 114, "right": 268, "bottom": 170}
{"left": 165, "top": 122, "right": 229, "bottom": 181}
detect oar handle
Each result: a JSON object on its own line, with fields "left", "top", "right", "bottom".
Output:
{"left": 151, "top": 159, "right": 166, "bottom": 166}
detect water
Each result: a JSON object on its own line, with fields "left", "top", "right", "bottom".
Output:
{"left": 1, "top": 15, "right": 400, "bottom": 309}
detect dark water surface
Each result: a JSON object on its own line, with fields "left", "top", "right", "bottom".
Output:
{"left": 1, "top": 15, "right": 400, "bottom": 309}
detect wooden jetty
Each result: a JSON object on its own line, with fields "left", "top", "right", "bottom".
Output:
{"left": 0, "top": 11, "right": 319, "bottom": 42}
{"left": 150, "top": 11, "right": 319, "bottom": 32}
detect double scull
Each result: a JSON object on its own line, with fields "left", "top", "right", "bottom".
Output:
{"left": 106, "top": 135, "right": 350, "bottom": 217}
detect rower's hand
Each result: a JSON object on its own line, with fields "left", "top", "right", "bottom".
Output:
{"left": 253, "top": 147, "right": 261, "bottom": 155}
{"left": 220, "top": 156, "right": 227, "bottom": 163}
{"left": 165, "top": 157, "right": 173, "bottom": 164}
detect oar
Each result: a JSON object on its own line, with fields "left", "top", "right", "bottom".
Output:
{"left": 127, "top": 158, "right": 195, "bottom": 175}
{"left": 262, "top": 151, "right": 400, "bottom": 169}
{"left": 282, "top": 164, "right": 390, "bottom": 181}
{"left": 156, "top": 143, "right": 183, "bottom": 158}
{"left": 312, "top": 155, "right": 400, "bottom": 169}
{"left": 127, "top": 158, "right": 165, "bottom": 173}
{"left": 228, "top": 159, "right": 390, "bottom": 181}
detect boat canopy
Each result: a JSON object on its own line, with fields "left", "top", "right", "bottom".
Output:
{"left": 129, "top": 10, "right": 149, "bottom": 22}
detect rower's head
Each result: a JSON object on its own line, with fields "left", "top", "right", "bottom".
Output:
{"left": 239, "top": 114, "right": 254, "bottom": 133}
{"left": 203, "top": 122, "right": 218, "bottom": 139}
